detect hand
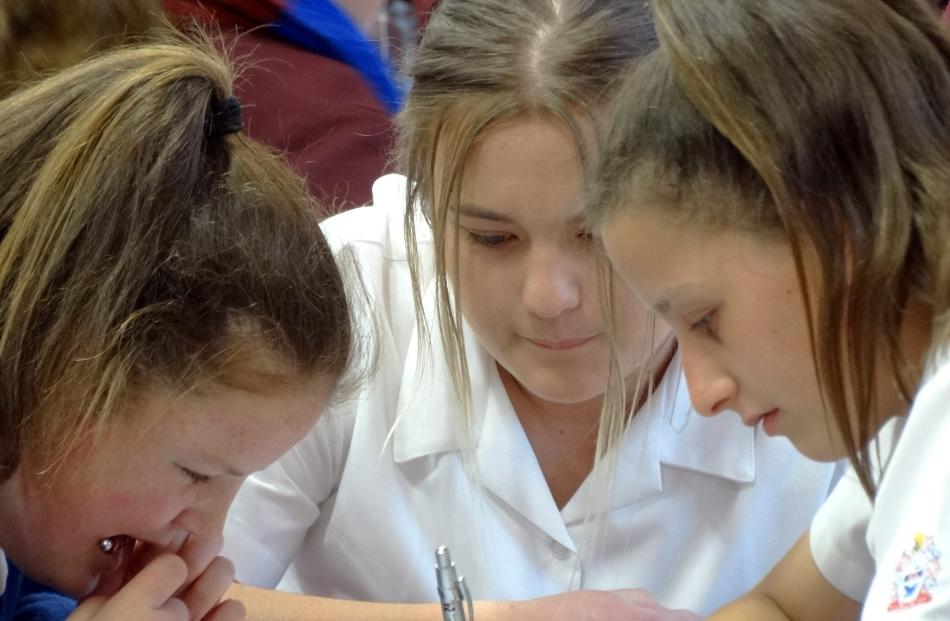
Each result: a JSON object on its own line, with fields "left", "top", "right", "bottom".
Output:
{"left": 73, "top": 535, "right": 245, "bottom": 621}
{"left": 68, "top": 554, "right": 190, "bottom": 620}
{"left": 172, "top": 534, "right": 245, "bottom": 620}
{"left": 503, "top": 589, "right": 701, "bottom": 621}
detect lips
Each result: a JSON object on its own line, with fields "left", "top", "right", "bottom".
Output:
{"left": 526, "top": 335, "right": 597, "bottom": 350}
{"left": 743, "top": 409, "right": 779, "bottom": 434}
{"left": 89, "top": 535, "right": 137, "bottom": 598}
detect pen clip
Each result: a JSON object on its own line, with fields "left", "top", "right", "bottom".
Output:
{"left": 458, "top": 574, "right": 474, "bottom": 621}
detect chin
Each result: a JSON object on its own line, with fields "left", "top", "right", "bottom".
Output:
{"left": 21, "top": 567, "right": 90, "bottom": 600}
{"left": 53, "top": 573, "right": 97, "bottom": 600}
{"left": 789, "top": 434, "right": 848, "bottom": 463}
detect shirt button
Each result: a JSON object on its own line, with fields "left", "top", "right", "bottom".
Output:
{"left": 551, "top": 541, "right": 571, "bottom": 561}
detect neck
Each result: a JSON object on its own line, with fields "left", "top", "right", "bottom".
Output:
{"left": 895, "top": 296, "right": 935, "bottom": 411}
{"left": 499, "top": 342, "right": 676, "bottom": 509}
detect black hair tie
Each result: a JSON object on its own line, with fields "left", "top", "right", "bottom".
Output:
{"left": 208, "top": 95, "right": 243, "bottom": 137}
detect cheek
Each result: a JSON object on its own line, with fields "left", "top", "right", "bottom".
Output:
{"left": 740, "top": 315, "right": 815, "bottom": 398}
{"left": 455, "top": 253, "right": 517, "bottom": 329}
{"left": 89, "top": 478, "right": 189, "bottom": 532}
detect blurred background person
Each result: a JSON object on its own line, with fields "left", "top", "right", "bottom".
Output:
{"left": 165, "top": 0, "right": 436, "bottom": 210}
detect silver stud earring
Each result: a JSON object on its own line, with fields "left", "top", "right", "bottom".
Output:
{"left": 98, "top": 538, "right": 114, "bottom": 554}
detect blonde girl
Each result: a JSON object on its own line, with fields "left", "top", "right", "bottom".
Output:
{"left": 219, "top": 0, "right": 840, "bottom": 619}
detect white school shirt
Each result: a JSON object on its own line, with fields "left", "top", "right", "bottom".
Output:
{"left": 0, "top": 549, "right": 6, "bottom": 596}
{"left": 811, "top": 356, "right": 950, "bottom": 619}
{"left": 223, "top": 175, "right": 840, "bottom": 616}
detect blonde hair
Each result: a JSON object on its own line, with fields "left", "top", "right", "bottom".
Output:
{"left": 0, "top": 37, "right": 353, "bottom": 480}
{"left": 590, "top": 0, "right": 950, "bottom": 495}
{"left": 397, "top": 0, "right": 658, "bottom": 457}
{"left": 0, "top": 0, "right": 165, "bottom": 96}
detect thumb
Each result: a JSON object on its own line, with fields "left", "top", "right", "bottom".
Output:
{"left": 67, "top": 596, "right": 108, "bottom": 621}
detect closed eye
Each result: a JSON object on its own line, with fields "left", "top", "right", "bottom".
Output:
{"left": 177, "top": 465, "right": 211, "bottom": 485}
{"left": 463, "top": 228, "right": 516, "bottom": 248}
{"left": 688, "top": 310, "right": 718, "bottom": 337}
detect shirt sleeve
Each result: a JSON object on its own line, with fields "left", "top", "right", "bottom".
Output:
{"left": 809, "top": 466, "right": 876, "bottom": 602}
{"left": 859, "top": 361, "right": 950, "bottom": 618}
{"left": 223, "top": 405, "right": 356, "bottom": 587}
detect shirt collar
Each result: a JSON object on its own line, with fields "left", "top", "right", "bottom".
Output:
{"left": 393, "top": 330, "right": 759, "bottom": 474}
{"left": 392, "top": 326, "right": 757, "bottom": 516}
{"left": 391, "top": 283, "right": 482, "bottom": 463}
{"left": 654, "top": 359, "right": 757, "bottom": 484}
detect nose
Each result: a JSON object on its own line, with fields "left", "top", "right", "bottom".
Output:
{"left": 522, "top": 247, "right": 583, "bottom": 319}
{"left": 682, "top": 345, "right": 738, "bottom": 416}
{"left": 175, "top": 480, "right": 241, "bottom": 539}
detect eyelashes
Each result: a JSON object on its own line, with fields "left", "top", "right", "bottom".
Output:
{"left": 460, "top": 228, "right": 594, "bottom": 249}
{"left": 688, "top": 310, "right": 719, "bottom": 337}
{"left": 177, "top": 465, "right": 211, "bottom": 484}
{"left": 463, "top": 230, "right": 513, "bottom": 248}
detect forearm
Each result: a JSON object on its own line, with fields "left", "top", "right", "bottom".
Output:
{"left": 231, "top": 583, "right": 527, "bottom": 621}
{"left": 707, "top": 532, "right": 861, "bottom": 621}
{"left": 707, "top": 593, "right": 794, "bottom": 620}
{"left": 227, "top": 584, "right": 684, "bottom": 621}
{"left": 229, "top": 583, "right": 446, "bottom": 621}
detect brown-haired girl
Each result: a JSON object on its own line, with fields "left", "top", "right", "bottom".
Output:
{"left": 0, "top": 36, "right": 353, "bottom": 620}
{"left": 218, "top": 1, "right": 841, "bottom": 619}
{"left": 591, "top": 0, "right": 950, "bottom": 618}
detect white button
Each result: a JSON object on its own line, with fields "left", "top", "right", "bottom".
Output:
{"left": 551, "top": 541, "right": 571, "bottom": 561}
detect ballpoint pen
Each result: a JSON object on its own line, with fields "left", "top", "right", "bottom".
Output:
{"left": 435, "top": 545, "right": 474, "bottom": 621}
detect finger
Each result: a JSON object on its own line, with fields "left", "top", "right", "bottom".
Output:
{"left": 66, "top": 596, "right": 107, "bottom": 621}
{"left": 105, "top": 554, "right": 188, "bottom": 611}
{"left": 125, "top": 540, "right": 175, "bottom": 583}
{"left": 176, "top": 534, "right": 223, "bottom": 588}
{"left": 85, "top": 540, "right": 155, "bottom": 600}
{"left": 157, "top": 596, "right": 190, "bottom": 620}
{"left": 202, "top": 599, "right": 246, "bottom": 621}
{"left": 179, "top": 556, "right": 235, "bottom": 620}
{"left": 122, "top": 532, "right": 191, "bottom": 589}
{"left": 163, "top": 531, "right": 193, "bottom": 556}
{"left": 611, "top": 588, "right": 661, "bottom": 609}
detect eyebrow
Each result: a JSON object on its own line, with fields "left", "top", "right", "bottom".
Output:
{"left": 654, "top": 283, "right": 708, "bottom": 316}
{"left": 457, "top": 204, "right": 514, "bottom": 223}
{"left": 457, "top": 205, "right": 588, "bottom": 228}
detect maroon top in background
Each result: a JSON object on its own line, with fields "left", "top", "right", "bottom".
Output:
{"left": 166, "top": 0, "right": 436, "bottom": 211}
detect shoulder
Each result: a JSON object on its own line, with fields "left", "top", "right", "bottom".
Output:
{"left": 854, "top": 362, "right": 950, "bottom": 614}
{"left": 322, "top": 175, "right": 430, "bottom": 352}
{"left": 321, "top": 174, "right": 419, "bottom": 253}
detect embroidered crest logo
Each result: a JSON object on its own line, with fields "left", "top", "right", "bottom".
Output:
{"left": 889, "top": 533, "right": 942, "bottom": 612}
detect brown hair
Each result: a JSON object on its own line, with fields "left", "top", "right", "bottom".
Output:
{"left": 0, "top": 36, "right": 353, "bottom": 480}
{"left": 0, "top": 0, "right": 165, "bottom": 96}
{"left": 590, "top": 0, "right": 950, "bottom": 494}
{"left": 397, "top": 0, "right": 659, "bottom": 441}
